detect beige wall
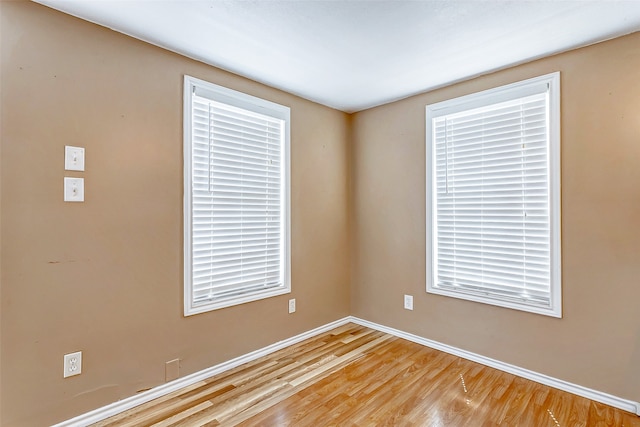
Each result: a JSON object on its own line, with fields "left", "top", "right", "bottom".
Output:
{"left": 0, "top": 2, "right": 350, "bottom": 426}
{"left": 2, "top": 2, "right": 640, "bottom": 426}
{"left": 351, "top": 32, "right": 640, "bottom": 405}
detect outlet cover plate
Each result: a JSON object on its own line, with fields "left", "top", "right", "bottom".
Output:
{"left": 404, "top": 294, "right": 414, "bottom": 310}
{"left": 64, "top": 351, "right": 82, "bottom": 378}
{"left": 288, "top": 298, "right": 296, "bottom": 314}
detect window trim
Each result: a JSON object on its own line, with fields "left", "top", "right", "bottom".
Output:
{"left": 425, "top": 72, "right": 562, "bottom": 318}
{"left": 183, "top": 75, "right": 291, "bottom": 316}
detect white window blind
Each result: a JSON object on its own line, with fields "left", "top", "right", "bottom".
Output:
{"left": 426, "top": 73, "right": 561, "bottom": 317}
{"left": 184, "top": 76, "right": 290, "bottom": 315}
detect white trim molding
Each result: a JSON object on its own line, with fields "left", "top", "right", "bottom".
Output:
{"left": 53, "top": 316, "right": 640, "bottom": 426}
{"left": 183, "top": 75, "right": 292, "bottom": 316}
{"left": 349, "top": 317, "right": 640, "bottom": 416}
{"left": 52, "top": 317, "right": 352, "bottom": 427}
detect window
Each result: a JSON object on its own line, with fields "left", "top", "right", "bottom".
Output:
{"left": 184, "top": 76, "right": 290, "bottom": 315}
{"left": 426, "top": 72, "right": 561, "bottom": 317}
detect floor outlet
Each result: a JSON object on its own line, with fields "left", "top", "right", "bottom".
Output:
{"left": 288, "top": 298, "right": 296, "bottom": 314}
{"left": 404, "top": 295, "right": 413, "bottom": 311}
{"left": 64, "top": 351, "right": 82, "bottom": 378}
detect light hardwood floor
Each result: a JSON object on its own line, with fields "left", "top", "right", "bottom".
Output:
{"left": 93, "top": 324, "right": 640, "bottom": 426}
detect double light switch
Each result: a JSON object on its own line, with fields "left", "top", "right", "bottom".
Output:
{"left": 64, "top": 146, "right": 85, "bottom": 202}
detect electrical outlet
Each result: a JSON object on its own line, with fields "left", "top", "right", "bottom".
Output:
{"left": 63, "top": 351, "right": 82, "bottom": 378}
{"left": 288, "top": 298, "right": 296, "bottom": 314}
{"left": 404, "top": 294, "right": 413, "bottom": 311}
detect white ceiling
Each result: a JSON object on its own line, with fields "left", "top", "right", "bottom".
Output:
{"left": 34, "top": 0, "right": 640, "bottom": 113}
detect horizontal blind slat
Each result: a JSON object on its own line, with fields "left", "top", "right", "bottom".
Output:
{"left": 189, "top": 91, "right": 286, "bottom": 308}
{"left": 433, "top": 90, "right": 551, "bottom": 306}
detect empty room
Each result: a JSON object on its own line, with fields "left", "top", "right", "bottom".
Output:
{"left": 1, "top": 1, "right": 640, "bottom": 426}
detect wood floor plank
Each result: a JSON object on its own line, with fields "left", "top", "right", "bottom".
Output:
{"left": 149, "top": 401, "right": 213, "bottom": 427}
{"left": 92, "top": 324, "right": 640, "bottom": 426}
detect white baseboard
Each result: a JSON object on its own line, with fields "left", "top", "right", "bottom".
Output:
{"left": 54, "top": 315, "right": 639, "bottom": 426}
{"left": 348, "top": 316, "right": 640, "bottom": 416}
{"left": 52, "top": 317, "right": 352, "bottom": 427}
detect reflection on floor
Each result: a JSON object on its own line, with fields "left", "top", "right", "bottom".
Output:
{"left": 93, "top": 324, "right": 640, "bottom": 426}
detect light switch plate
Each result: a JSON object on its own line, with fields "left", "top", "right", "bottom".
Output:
{"left": 64, "top": 177, "right": 84, "bottom": 202}
{"left": 65, "top": 146, "right": 85, "bottom": 171}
